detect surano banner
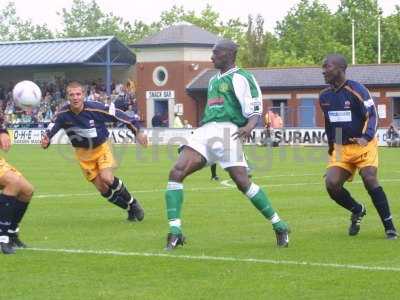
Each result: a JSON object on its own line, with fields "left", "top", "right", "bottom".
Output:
{"left": 9, "top": 128, "right": 391, "bottom": 146}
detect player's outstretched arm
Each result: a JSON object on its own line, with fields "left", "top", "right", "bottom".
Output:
{"left": 41, "top": 111, "right": 64, "bottom": 149}
{"left": 349, "top": 137, "right": 368, "bottom": 147}
{"left": 103, "top": 103, "right": 148, "bottom": 147}
{"left": 135, "top": 131, "right": 148, "bottom": 147}
{"left": 0, "top": 132, "right": 11, "bottom": 152}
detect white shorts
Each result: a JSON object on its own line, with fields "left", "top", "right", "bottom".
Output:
{"left": 185, "top": 122, "right": 248, "bottom": 169}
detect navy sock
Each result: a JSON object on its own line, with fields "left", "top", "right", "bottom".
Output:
{"left": 0, "top": 194, "right": 17, "bottom": 236}
{"left": 368, "top": 186, "right": 395, "bottom": 231}
{"left": 101, "top": 177, "right": 133, "bottom": 210}
{"left": 110, "top": 177, "right": 121, "bottom": 190}
{"left": 327, "top": 187, "right": 362, "bottom": 213}
{"left": 10, "top": 200, "right": 29, "bottom": 232}
{"left": 101, "top": 187, "right": 128, "bottom": 210}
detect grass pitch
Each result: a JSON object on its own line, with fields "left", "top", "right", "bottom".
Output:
{"left": 1, "top": 144, "right": 400, "bottom": 299}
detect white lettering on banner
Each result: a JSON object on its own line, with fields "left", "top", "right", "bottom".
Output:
{"left": 328, "top": 111, "right": 352, "bottom": 122}
{"left": 146, "top": 90, "right": 175, "bottom": 99}
{"left": 11, "top": 128, "right": 391, "bottom": 146}
{"left": 109, "top": 129, "right": 136, "bottom": 144}
{"left": 12, "top": 129, "right": 46, "bottom": 144}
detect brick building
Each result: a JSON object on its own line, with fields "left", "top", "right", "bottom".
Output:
{"left": 133, "top": 24, "right": 400, "bottom": 128}
{"left": 131, "top": 23, "right": 221, "bottom": 128}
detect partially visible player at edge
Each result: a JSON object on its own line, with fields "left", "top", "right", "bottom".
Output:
{"left": 164, "top": 39, "right": 289, "bottom": 250}
{"left": 41, "top": 81, "right": 148, "bottom": 222}
{"left": 0, "top": 115, "right": 34, "bottom": 254}
{"left": 320, "top": 54, "right": 397, "bottom": 239}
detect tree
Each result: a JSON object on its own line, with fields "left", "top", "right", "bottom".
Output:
{"left": 156, "top": 5, "right": 248, "bottom": 64}
{"left": 240, "top": 15, "right": 269, "bottom": 67}
{"left": 381, "top": 5, "right": 400, "bottom": 63}
{"left": 0, "top": 2, "right": 53, "bottom": 41}
{"left": 335, "top": 0, "right": 382, "bottom": 64}
{"left": 275, "top": 0, "right": 348, "bottom": 66}
{"left": 59, "top": 0, "right": 110, "bottom": 37}
{"left": 158, "top": 5, "right": 222, "bottom": 35}
{"left": 59, "top": 0, "right": 133, "bottom": 44}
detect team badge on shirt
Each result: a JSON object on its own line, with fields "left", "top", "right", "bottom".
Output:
{"left": 251, "top": 99, "right": 261, "bottom": 112}
{"left": 219, "top": 82, "right": 229, "bottom": 93}
{"left": 344, "top": 100, "right": 351, "bottom": 109}
{"left": 89, "top": 120, "right": 95, "bottom": 127}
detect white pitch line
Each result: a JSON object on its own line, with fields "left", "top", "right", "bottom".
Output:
{"left": 33, "top": 186, "right": 231, "bottom": 199}
{"left": 221, "top": 178, "right": 400, "bottom": 188}
{"left": 34, "top": 173, "right": 323, "bottom": 198}
{"left": 24, "top": 247, "right": 400, "bottom": 272}
{"left": 34, "top": 178, "right": 400, "bottom": 199}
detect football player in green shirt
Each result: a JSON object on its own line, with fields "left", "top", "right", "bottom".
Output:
{"left": 164, "top": 40, "right": 289, "bottom": 250}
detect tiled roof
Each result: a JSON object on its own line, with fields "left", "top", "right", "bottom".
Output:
{"left": 0, "top": 36, "right": 135, "bottom": 67}
{"left": 131, "top": 24, "right": 222, "bottom": 48}
{"left": 187, "top": 65, "right": 400, "bottom": 91}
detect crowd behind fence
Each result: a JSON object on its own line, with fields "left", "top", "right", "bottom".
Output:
{"left": 0, "top": 78, "right": 141, "bottom": 128}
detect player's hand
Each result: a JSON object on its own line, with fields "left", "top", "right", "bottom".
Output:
{"left": 136, "top": 132, "right": 148, "bottom": 147}
{"left": 232, "top": 125, "right": 252, "bottom": 141}
{"left": 41, "top": 134, "right": 50, "bottom": 149}
{"left": 349, "top": 137, "right": 368, "bottom": 147}
{"left": 0, "top": 132, "right": 11, "bottom": 152}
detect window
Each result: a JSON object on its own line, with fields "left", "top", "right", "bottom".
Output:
{"left": 153, "top": 66, "right": 168, "bottom": 86}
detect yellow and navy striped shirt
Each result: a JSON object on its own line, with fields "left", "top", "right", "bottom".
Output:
{"left": 47, "top": 101, "right": 139, "bottom": 149}
{"left": 319, "top": 80, "right": 378, "bottom": 145}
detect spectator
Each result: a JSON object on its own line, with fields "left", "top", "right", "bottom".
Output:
{"left": 173, "top": 113, "right": 184, "bottom": 128}
{"left": 114, "top": 91, "right": 129, "bottom": 111}
{"left": 264, "top": 109, "right": 273, "bottom": 129}
{"left": 271, "top": 112, "right": 283, "bottom": 129}
{"left": 387, "top": 123, "right": 400, "bottom": 147}
{"left": 125, "top": 104, "right": 136, "bottom": 120}
{"left": 152, "top": 113, "right": 163, "bottom": 127}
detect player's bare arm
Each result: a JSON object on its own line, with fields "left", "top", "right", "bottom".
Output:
{"left": 135, "top": 131, "right": 148, "bottom": 147}
{"left": 232, "top": 115, "right": 259, "bottom": 140}
{"left": 0, "top": 132, "right": 11, "bottom": 152}
{"left": 349, "top": 137, "right": 368, "bottom": 146}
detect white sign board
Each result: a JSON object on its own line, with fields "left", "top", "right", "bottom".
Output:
{"left": 10, "top": 128, "right": 393, "bottom": 147}
{"left": 378, "top": 104, "right": 386, "bottom": 119}
{"left": 146, "top": 90, "right": 175, "bottom": 99}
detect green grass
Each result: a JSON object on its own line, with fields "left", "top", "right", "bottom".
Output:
{"left": 1, "top": 145, "right": 400, "bottom": 300}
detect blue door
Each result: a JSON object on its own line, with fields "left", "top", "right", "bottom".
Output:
{"left": 299, "top": 98, "right": 315, "bottom": 127}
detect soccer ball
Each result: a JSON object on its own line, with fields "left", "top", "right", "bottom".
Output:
{"left": 12, "top": 80, "right": 42, "bottom": 109}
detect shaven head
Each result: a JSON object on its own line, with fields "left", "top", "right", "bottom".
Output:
{"left": 211, "top": 39, "right": 238, "bottom": 71}
{"left": 325, "top": 54, "right": 348, "bottom": 72}
{"left": 322, "top": 54, "right": 348, "bottom": 86}
{"left": 215, "top": 39, "right": 238, "bottom": 58}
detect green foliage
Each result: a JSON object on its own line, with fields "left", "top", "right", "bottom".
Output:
{"left": 335, "top": 0, "right": 381, "bottom": 64}
{"left": 0, "top": 2, "right": 53, "bottom": 41}
{"left": 240, "top": 15, "right": 269, "bottom": 67}
{"left": 381, "top": 6, "right": 400, "bottom": 63}
{"left": 275, "top": 0, "right": 350, "bottom": 66}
